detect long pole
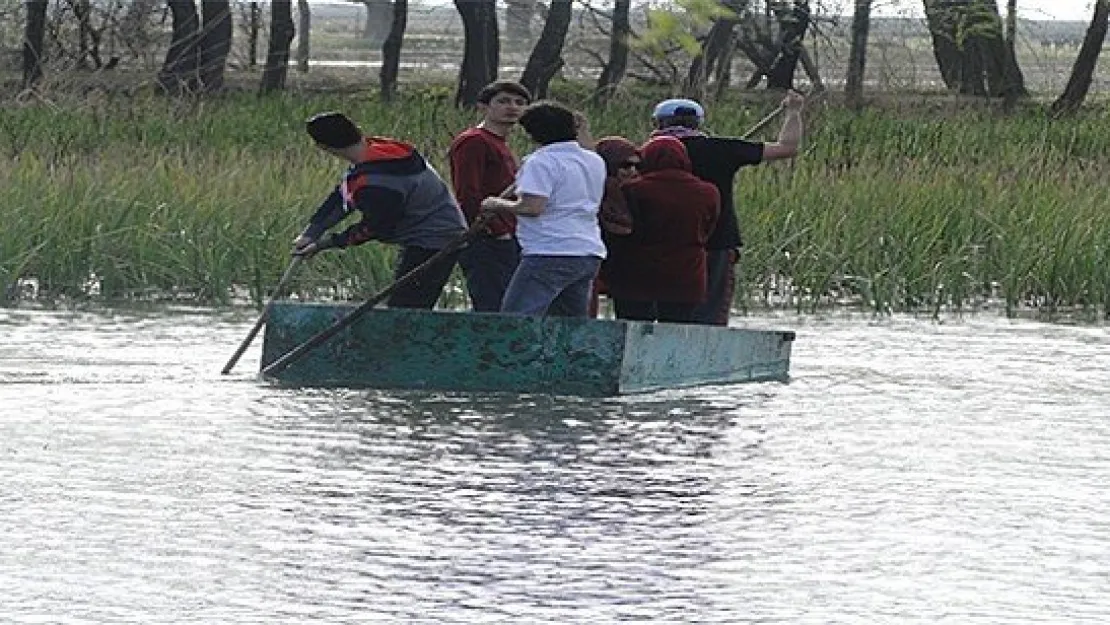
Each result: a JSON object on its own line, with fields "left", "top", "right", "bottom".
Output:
{"left": 742, "top": 103, "right": 785, "bottom": 139}
{"left": 261, "top": 218, "right": 488, "bottom": 378}
{"left": 220, "top": 256, "right": 302, "bottom": 375}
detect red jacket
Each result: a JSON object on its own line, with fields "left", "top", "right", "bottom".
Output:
{"left": 605, "top": 137, "right": 720, "bottom": 303}
{"left": 448, "top": 127, "right": 518, "bottom": 237}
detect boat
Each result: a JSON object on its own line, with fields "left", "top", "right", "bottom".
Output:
{"left": 260, "top": 302, "right": 794, "bottom": 396}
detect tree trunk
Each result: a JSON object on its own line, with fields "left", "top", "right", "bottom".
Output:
{"left": 380, "top": 0, "right": 408, "bottom": 102}
{"left": 980, "top": 0, "right": 1026, "bottom": 101}
{"left": 1051, "top": 0, "right": 1110, "bottom": 115}
{"left": 520, "top": 0, "right": 572, "bottom": 100}
{"left": 592, "top": 0, "right": 631, "bottom": 104}
{"left": 505, "top": 0, "right": 536, "bottom": 42}
{"left": 73, "top": 0, "right": 92, "bottom": 69}
{"left": 22, "top": 1, "right": 48, "bottom": 89}
{"left": 923, "top": 0, "right": 1026, "bottom": 98}
{"left": 296, "top": 0, "right": 310, "bottom": 72}
{"left": 798, "top": 44, "right": 824, "bottom": 91}
{"left": 845, "top": 0, "right": 871, "bottom": 107}
{"left": 156, "top": 1, "right": 201, "bottom": 95}
{"left": 713, "top": 34, "right": 737, "bottom": 99}
{"left": 361, "top": 0, "right": 393, "bottom": 47}
{"left": 454, "top": 0, "right": 499, "bottom": 108}
{"left": 922, "top": 0, "right": 962, "bottom": 90}
{"left": 247, "top": 2, "right": 261, "bottom": 68}
{"left": 766, "top": 1, "right": 811, "bottom": 90}
{"left": 260, "top": 1, "right": 295, "bottom": 93}
{"left": 1005, "top": 0, "right": 1017, "bottom": 49}
{"left": 196, "top": 1, "right": 233, "bottom": 94}
{"left": 686, "top": 18, "right": 738, "bottom": 98}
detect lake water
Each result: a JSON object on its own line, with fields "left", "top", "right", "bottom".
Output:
{"left": 2, "top": 306, "right": 1108, "bottom": 623}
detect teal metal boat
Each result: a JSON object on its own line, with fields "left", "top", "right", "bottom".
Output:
{"left": 260, "top": 302, "right": 794, "bottom": 396}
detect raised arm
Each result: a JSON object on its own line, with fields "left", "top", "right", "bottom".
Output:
{"left": 762, "top": 90, "right": 805, "bottom": 162}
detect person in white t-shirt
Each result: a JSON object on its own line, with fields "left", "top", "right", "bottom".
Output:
{"left": 480, "top": 101, "right": 607, "bottom": 317}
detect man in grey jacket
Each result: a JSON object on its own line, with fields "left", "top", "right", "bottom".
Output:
{"left": 292, "top": 111, "right": 468, "bottom": 309}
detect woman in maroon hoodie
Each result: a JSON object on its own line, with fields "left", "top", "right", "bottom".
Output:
{"left": 605, "top": 136, "right": 720, "bottom": 323}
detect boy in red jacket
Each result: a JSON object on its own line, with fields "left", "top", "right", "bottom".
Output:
{"left": 448, "top": 81, "right": 532, "bottom": 312}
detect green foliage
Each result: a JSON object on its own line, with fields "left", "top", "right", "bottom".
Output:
{"left": 635, "top": 0, "right": 736, "bottom": 58}
{"left": 3, "top": 88, "right": 1110, "bottom": 317}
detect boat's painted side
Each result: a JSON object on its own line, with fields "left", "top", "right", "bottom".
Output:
{"left": 260, "top": 303, "right": 793, "bottom": 395}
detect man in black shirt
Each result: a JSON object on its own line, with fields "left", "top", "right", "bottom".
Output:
{"left": 651, "top": 91, "right": 805, "bottom": 326}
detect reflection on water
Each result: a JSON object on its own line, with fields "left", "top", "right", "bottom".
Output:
{"left": 1, "top": 307, "right": 1109, "bottom": 623}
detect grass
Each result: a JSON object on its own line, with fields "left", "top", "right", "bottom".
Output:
{"left": 2, "top": 83, "right": 1109, "bottom": 317}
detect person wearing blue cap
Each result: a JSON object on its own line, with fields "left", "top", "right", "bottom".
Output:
{"left": 650, "top": 90, "right": 805, "bottom": 326}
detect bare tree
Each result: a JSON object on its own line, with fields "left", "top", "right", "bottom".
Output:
{"left": 72, "top": 0, "right": 95, "bottom": 69}
{"left": 156, "top": 1, "right": 201, "bottom": 94}
{"left": 1004, "top": 0, "right": 1017, "bottom": 50}
{"left": 593, "top": 0, "right": 631, "bottom": 104}
{"left": 197, "top": 1, "right": 233, "bottom": 93}
{"left": 380, "top": 0, "right": 408, "bottom": 102}
{"left": 922, "top": 0, "right": 1025, "bottom": 99}
{"left": 454, "top": 0, "right": 499, "bottom": 107}
{"left": 260, "top": 1, "right": 295, "bottom": 93}
{"left": 1051, "top": 0, "right": 1110, "bottom": 115}
{"left": 845, "top": 0, "right": 872, "bottom": 107}
{"left": 521, "top": 0, "right": 573, "bottom": 99}
{"left": 686, "top": 0, "right": 745, "bottom": 98}
{"left": 23, "top": 0, "right": 49, "bottom": 89}
{"left": 246, "top": 1, "right": 261, "bottom": 68}
{"left": 766, "top": 0, "right": 811, "bottom": 90}
{"left": 358, "top": 0, "right": 393, "bottom": 47}
{"left": 727, "top": 4, "right": 821, "bottom": 90}
{"left": 296, "top": 0, "right": 310, "bottom": 72}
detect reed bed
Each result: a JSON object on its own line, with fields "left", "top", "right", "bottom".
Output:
{"left": 2, "top": 88, "right": 1108, "bottom": 316}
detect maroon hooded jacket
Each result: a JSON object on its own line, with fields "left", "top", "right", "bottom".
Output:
{"left": 605, "top": 136, "right": 721, "bottom": 304}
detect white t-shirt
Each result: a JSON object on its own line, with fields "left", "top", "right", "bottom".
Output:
{"left": 514, "top": 141, "right": 607, "bottom": 258}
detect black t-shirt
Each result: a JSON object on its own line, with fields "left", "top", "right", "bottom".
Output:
{"left": 680, "top": 136, "right": 764, "bottom": 250}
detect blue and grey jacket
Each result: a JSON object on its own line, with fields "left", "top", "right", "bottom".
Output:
{"left": 302, "top": 138, "right": 467, "bottom": 250}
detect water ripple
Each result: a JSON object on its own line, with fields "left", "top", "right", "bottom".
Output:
{"left": 1, "top": 308, "right": 1109, "bottom": 622}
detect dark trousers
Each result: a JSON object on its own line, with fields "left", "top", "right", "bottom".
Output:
{"left": 387, "top": 245, "right": 460, "bottom": 309}
{"left": 690, "top": 249, "right": 736, "bottom": 326}
{"left": 458, "top": 236, "right": 521, "bottom": 312}
{"left": 613, "top": 299, "right": 698, "bottom": 324}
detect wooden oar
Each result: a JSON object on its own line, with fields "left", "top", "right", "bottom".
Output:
{"left": 221, "top": 256, "right": 304, "bottom": 375}
{"left": 261, "top": 216, "right": 490, "bottom": 378}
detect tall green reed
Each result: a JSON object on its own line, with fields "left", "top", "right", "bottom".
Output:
{"left": 2, "top": 88, "right": 1108, "bottom": 315}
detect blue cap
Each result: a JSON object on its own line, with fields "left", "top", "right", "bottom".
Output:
{"left": 651, "top": 98, "right": 705, "bottom": 122}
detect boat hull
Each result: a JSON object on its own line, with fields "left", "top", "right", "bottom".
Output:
{"left": 260, "top": 303, "right": 793, "bottom": 396}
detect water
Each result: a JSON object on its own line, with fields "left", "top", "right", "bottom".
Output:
{"left": 2, "top": 306, "right": 1109, "bottom": 623}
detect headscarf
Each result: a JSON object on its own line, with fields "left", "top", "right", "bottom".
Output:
{"left": 593, "top": 136, "right": 638, "bottom": 235}
{"left": 639, "top": 135, "right": 692, "bottom": 173}
{"left": 594, "top": 136, "right": 639, "bottom": 177}
{"left": 649, "top": 125, "right": 706, "bottom": 140}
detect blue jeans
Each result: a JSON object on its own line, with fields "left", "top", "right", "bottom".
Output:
{"left": 458, "top": 236, "right": 521, "bottom": 312}
{"left": 501, "top": 255, "right": 602, "bottom": 317}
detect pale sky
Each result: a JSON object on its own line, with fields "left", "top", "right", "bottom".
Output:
{"left": 866, "top": 0, "right": 1095, "bottom": 22}
{"left": 323, "top": 0, "right": 1098, "bottom": 23}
